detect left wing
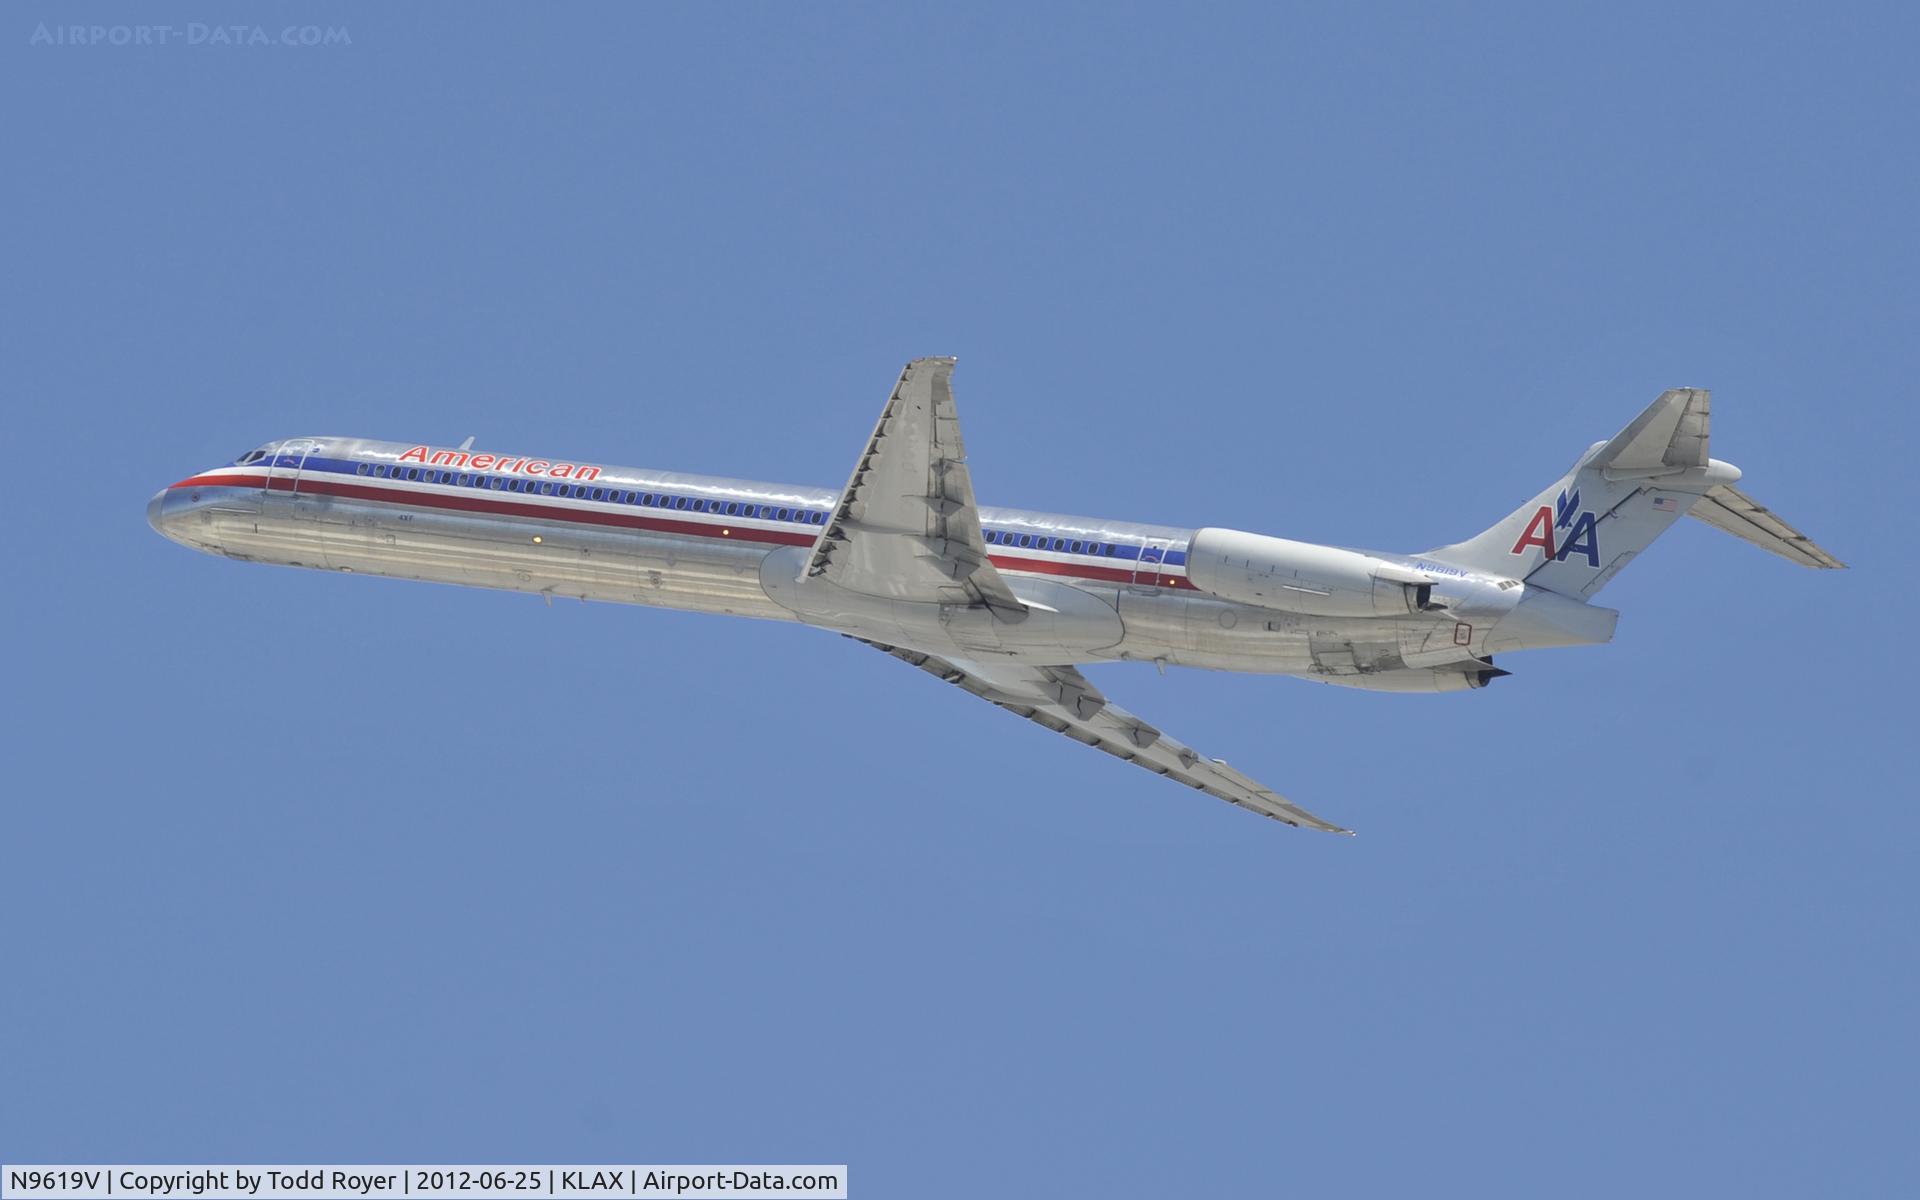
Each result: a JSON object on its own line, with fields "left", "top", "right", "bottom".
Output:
{"left": 860, "top": 639, "right": 1351, "bottom": 834}
{"left": 805, "top": 357, "right": 1026, "bottom": 615}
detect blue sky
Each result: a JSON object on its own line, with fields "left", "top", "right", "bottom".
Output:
{"left": 4, "top": 4, "right": 1914, "bottom": 1195}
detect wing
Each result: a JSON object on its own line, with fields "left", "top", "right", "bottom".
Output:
{"left": 859, "top": 638, "right": 1351, "bottom": 834}
{"left": 805, "top": 357, "right": 1026, "bottom": 615}
{"left": 1686, "top": 483, "right": 1846, "bottom": 569}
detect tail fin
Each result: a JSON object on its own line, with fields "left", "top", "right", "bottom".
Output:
{"left": 1426, "top": 388, "right": 1844, "bottom": 596}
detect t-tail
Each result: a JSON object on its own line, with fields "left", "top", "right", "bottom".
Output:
{"left": 1426, "top": 388, "right": 1845, "bottom": 598}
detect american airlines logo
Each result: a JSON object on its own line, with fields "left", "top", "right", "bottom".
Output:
{"left": 396, "top": 445, "right": 602, "bottom": 482}
{"left": 1509, "top": 487, "right": 1600, "bottom": 567}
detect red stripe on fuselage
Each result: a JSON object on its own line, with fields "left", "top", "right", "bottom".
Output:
{"left": 169, "top": 472, "right": 1196, "bottom": 589}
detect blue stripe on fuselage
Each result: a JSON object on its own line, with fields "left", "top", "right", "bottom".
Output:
{"left": 256, "top": 452, "right": 1189, "bottom": 565}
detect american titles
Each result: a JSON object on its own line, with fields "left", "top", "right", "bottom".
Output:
{"left": 396, "top": 445, "right": 601, "bottom": 481}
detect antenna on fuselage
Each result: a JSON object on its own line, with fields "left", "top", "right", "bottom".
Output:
{"left": 457, "top": 436, "right": 475, "bottom": 451}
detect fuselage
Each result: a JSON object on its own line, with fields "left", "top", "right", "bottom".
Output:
{"left": 148, "top": 437, "right": 1606, "bottom": 687}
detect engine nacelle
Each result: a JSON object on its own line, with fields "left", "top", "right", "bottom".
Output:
{"left": 1310, "top": 663, "right": 1508, "bottom": 693}
{"left": 1186, "top": 527, "right": 1437, "bottom": 618}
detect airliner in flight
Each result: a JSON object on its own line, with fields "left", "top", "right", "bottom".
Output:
{"left": 148, "top": 359, "right": 1842, "bottom": 832}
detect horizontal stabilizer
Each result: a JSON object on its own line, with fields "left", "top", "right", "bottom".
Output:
{"left": 1591, "top": 387, "right": 1712, "bottom": 472}
{"left": 1687, "top": 484, "right": 1846, "bottom": 569}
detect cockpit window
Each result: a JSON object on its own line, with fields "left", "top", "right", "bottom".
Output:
{"left": 236, "top": 447, "right": 271, "bottom": 465}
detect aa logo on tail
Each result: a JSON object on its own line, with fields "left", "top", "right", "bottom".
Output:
{"left": 1510, "top": 488, "right": 1600, "bottom": 567}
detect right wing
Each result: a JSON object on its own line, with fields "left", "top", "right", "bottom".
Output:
{"left": 1686, "top": 484, "right": 1846, "bottom": 569}
{"left": 859, "top": 639, "right": 1351, "bottom": 834}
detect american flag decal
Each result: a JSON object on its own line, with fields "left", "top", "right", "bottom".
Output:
{"left": 1652, "top": 495, "right": 1678, "bottom": 512}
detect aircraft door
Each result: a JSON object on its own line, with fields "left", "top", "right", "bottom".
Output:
{"left": 261, "top": 439, "right": 319, "bottom": 518}
{"left": 1133, "top": 535, "right": 1176, "bottom": 589}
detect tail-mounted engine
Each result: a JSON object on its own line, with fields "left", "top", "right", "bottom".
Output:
{"left": 1185, "top": 527, "right": 1442, "bottom": 618}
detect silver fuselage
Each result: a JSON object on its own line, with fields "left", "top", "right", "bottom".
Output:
{"left": 148, "top": 437, "right": 1604, "bottom": 684}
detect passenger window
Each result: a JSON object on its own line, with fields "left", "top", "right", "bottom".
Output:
{"left": 540, "top": 481, "right": 553, "bottom": 495}
{"left": 725, "top": 502, "right": 739, "bottom": 515}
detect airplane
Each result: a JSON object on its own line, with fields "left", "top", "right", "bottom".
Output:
{"left": 147, "top": 358, "right": 1843, "bottom": 833}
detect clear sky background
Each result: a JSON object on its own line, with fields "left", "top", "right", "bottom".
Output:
{"left": 4, "top": 4, "right": 1915, "bottom": 1196}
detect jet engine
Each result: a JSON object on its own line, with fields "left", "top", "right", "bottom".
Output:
{"left": 1311, "top": 663, "right": 1509, "bottom": 693}
{"left": 1185, "top": 527, "right": 1440, "bottom": 618}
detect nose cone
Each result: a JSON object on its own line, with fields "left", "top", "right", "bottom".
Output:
{"left": 147, "top": 486, "right": 202, "bottom": 548}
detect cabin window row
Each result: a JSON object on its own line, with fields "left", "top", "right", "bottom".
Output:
{"left": 342, "top": 461, "right": 1148, "bottom": 558}
{"left": 981, "top": 528, "right": 1134, "bottom": 559}
{"left": 352, "top": 462, "right": 829, "bottom": 524}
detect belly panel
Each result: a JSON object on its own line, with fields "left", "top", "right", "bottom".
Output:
{"left": 222, "top": 495, "right": 797, "bottom": 620}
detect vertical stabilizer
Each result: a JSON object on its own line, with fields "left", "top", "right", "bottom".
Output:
{"left": 1425, "top": 389, "right": 1742, "bottom": 596}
